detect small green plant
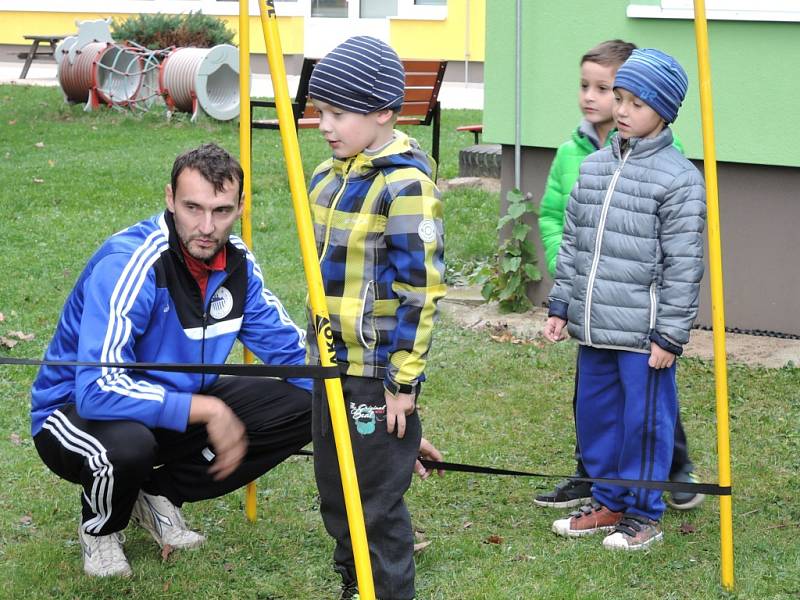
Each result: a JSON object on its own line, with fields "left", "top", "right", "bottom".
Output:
{"left": 112, "top": 12, "right": 235, "bottom": 50}
{"left": 475, "top": 188, "right": 541, "bottom": 313}
{"left": 444, "top": 257, "right": 490, "bottom": 287}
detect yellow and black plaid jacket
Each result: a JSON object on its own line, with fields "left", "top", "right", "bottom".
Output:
{"left": 306, "top": 132, "right": 446, "bottom": 389}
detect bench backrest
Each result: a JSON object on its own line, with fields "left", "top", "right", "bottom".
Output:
{"left": 251, "top": 56, "right": 446, "bottom": 171}
{"left": 296, "top": 57, "right": 447, "bottom": 125}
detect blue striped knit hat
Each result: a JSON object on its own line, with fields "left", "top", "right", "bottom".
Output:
{"left": 309, "top": 36, "right": 405, "bottom": 114}
{"left": 613, "top": 48, "right": 689, "bottom": 123}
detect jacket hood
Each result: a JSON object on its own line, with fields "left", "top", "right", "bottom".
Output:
{"left": 612, "top": 126, "right": 674, "bottom": 160}
{"left": 330, "top": 130, "right": 436, "bottom": 179}
{"left": 574, "top": 119, "right": 603, "bottom": 151}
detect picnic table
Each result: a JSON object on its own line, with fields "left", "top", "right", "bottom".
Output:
{"left": 18, "top": 34, "right": 67, "bottom": 79}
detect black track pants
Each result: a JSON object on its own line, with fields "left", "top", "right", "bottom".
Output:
{"left": 34, "top": 376, "right": 311, "bottom": 535}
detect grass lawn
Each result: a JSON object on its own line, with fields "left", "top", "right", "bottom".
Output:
{"left": 1, "top": 84, "right": 798, "bottom": 599}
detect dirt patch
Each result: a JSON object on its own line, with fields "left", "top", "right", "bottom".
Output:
{"left": 438, "top": 176, "right": 501, "bottom": 194}
{"left": 441, "top": 286, "right": 799, "bottom": 369}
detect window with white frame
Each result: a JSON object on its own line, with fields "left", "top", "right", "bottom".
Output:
{"left": 361, "top": 0, "right": 398, "bottom": 18}
{"left": 395, "top": 0, "right": 447, "bottom": 19}
{"left": 5, "top": 0, "right": 444, "bottom": 18}
{"left": 310, "top": 0, "right": 347, "bottom": 17}
{"left": 628, "top": 0, "right": 800, "bottom": 21}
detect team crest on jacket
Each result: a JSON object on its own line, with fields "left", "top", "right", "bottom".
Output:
{"left": 209, "top": 286, "right": 233, "bottom": 320}
{"left": 417, "top": 219, "right": 436, "bottom": 243}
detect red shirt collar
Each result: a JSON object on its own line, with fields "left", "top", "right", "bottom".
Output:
{"left": 180, "top": 243, "right": 227, "bottom": 300}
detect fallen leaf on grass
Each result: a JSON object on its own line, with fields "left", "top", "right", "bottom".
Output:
{"left": 8, "top": 120, "right": 16, "bottom": 125}
{"left": 19, "top": 514, "right": 33, "bottom": 526}
{"left": 162, "top": 580, "right": 172, "bottom": 592}
{"left": 487, "top": 323, "right": 538, "bottom": 345}
{"left": 48, "top": 160, "right": 55, "bottom": 167}
{"left": 223, "top": 562, "right": 235, "bottom": 572}
{"left": 161, "top": 544, "right": 175, "bottom": 561}
{"left": 10, "top": 433, "right": 22, "bottom": 446}
{"left": 679, "top": 522, "right": 697, "bottom": 535}
{"left": 765, "top": 522, "right": 800, "bottom": 530}
{"left": 413, "top": 540, "right": 432, "bottom": 553}
{"left": 34, "top": 141, "right": 45, "bottom": 148}
{"left": 462, "top": 521, "right": 473, "bottom": 529}
{"left": 8, "top": 331, "right": 35, "bottom": 341}
{"left": 484, "top": 534, "right": 504, "bottom": 545}
{"left": 1, "top": 337, "right": 18, "bottom": 349}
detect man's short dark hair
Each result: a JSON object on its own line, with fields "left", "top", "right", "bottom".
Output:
{"left": 581, "top": 40, "right": 638, "bottom": 68}
{"left": 171, "top": 143, "right": 244, "bottom": 202}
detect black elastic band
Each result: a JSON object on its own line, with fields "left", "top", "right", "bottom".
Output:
{"left": 0, "top": 356, "right": 339, "bottom": 379}
{"left": 293, "top": 450, "right": 729, "bottom": 496}
{"left": 3, "top": 356, "right": 730, "bottom": 496}
{"left": 416, "top": 459, "right": 730, "bottom": 496}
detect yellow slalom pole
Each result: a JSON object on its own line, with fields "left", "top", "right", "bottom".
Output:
{"left": 238, "top": 0, "right": 258, "bottom": 523}
{"left": 255, "top": 1, "right": 376, "bottom": 598}
{"left": 692, "top": 0, "right": 734, "bottom": 590}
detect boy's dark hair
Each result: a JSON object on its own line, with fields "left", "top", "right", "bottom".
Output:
{"left": 171, "top": 143, "right": 244, "bottom": 201}
{"left": 581, "top": 40, "right": 637, "bottom": 68}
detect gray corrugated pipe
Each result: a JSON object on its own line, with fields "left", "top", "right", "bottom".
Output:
{"left": 159, "top": 45, "right": 241, "bottom": 121}
{"left": 57, "top": 41, "right": 149, "bottom": 111}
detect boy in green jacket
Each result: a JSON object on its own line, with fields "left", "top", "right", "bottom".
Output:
{"left": 535, "top": 39, "right": 703, "bottom": 512}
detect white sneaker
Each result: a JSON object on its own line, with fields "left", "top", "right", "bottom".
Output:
{"left": 78, "top": 526, "right": 133, "bottom": 577}
{"left": 131, "top": 491, "right": 206, "bottom": 549}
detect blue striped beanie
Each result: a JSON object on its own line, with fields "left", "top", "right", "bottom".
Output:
{"left": 613, "top": 48, "right": 689, "bottom": 123}
{"left": 309, "top": 36, "right": 405, "bottom": 114}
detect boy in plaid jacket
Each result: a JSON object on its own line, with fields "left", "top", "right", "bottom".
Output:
{"left": 305, "top": 36, "right": 446, "bottom": 599}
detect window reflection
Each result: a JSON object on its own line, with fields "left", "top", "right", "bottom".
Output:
{"left": 311, "top": 0, "right": 348, "bottom": 17}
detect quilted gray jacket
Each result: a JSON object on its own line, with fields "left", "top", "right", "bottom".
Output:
{"left": 548, "top": 127, "right": 706, "bottom": 354}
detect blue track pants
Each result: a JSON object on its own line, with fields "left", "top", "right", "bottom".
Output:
{"left": 575, "top": 345, "right": 677, "bottom": 521}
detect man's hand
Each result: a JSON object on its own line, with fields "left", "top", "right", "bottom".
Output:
{"left": 385, "top": 389, "right": 416, "bottom": 439}
{"left": 543, "top": 316, "right": 567, "bottom": 342}
{"left": 649, "top": 342, "right": 676, "bottom": 369}
{"left": 189, "top": 394, "right": 248, "bottom": 481}
{"left": 415, "top": 437, "right": 444, "bottom": 480}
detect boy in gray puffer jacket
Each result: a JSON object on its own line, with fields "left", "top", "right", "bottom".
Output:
{"left": 544, "top": 48, "right": 706, "bottom": 551}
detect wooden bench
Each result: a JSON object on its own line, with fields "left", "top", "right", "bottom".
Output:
{"left": 456, "top": 124, "right": 484, "bottom": 144}
{"left": 251, "top": 57, "right": 448, "bottom": 167}
{"left": 18, "top": 34, "right": 67, "bottom": 79}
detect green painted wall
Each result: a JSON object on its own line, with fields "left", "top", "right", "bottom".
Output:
{"left": 484, "top": 0, "right": 800, "bottom": 167}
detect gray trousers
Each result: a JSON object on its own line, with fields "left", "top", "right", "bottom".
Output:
{"left": 313, "top": 375, "right": 421, "bottom": 600}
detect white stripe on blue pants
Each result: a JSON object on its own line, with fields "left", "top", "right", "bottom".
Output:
{"left": 575, "top": 345, "right": 677, "bottom": 521}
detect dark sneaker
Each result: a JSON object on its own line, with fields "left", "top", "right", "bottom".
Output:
{"left": 534, "top": 477, "right": 592, "bottom": 508}
{"left": 602, "top": 514, "right": 663, "bottom": 551}
{"left": 552, "top": 502, "right": 624, "bottom": 537}
{"left": 666, "top": 470, "right": 706, "bottom": 511}
{"left": 339, "top": 581, "right": 358, "bottom": 600}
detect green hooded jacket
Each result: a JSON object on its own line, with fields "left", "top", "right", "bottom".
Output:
{"left": 538, "top": 119, "right": 684, "bottom": 276}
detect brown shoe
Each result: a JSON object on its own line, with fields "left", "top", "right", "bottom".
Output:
{"left": 602, "top": 514, "right": 663, "bottom": 550}
{"left": 552, "top": 502, "right": 623, "bottom": 538}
